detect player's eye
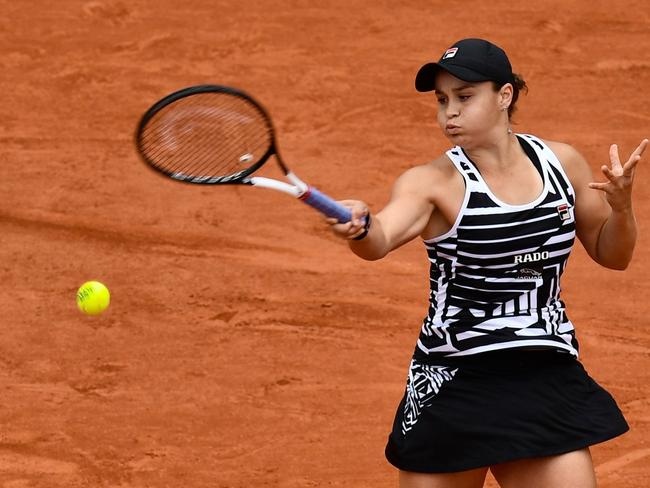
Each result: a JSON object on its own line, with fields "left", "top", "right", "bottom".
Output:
{"left": 436, "top": 97, "right": 447, "bottom": 104}
{"left": 458, "top": 94, "right": 472, "bottom": 101}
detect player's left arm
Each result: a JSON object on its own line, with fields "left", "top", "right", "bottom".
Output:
{"left": 554, "top": 139, "right": 648, "bottom": 270}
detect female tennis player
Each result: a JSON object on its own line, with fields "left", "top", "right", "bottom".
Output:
{"left": 327, "top": 38, "right": 647, "bottom": 488}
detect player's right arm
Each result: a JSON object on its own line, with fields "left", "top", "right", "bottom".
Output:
{"left": 328, "top": 163, "right": 440, "bottom": 261}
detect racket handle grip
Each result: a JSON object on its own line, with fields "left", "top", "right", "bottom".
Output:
{"left": 300, "top": 187, "right": 352, "bottom": 223}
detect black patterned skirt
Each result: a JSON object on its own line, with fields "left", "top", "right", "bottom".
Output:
{"left": 385, "top": 348, "right": 629, "bottom": 473}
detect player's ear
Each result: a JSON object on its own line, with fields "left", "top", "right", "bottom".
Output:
{"left": 498, "top": 83, "right": 514, "bottom": 111}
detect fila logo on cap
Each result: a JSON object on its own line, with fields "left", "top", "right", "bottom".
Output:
{"left": 442, "top": 47, "right": 458, "bottom": 59}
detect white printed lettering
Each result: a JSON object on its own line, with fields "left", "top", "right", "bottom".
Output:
{"left": 514, "top": 251, "right": 549, "bottom": 264}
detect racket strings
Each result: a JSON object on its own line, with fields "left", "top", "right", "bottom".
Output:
{"left": 145, "top": 96, "right": 264, "bottom": 176}
{"left": 139, "top": 92, "right": 272, "bottom": 180}
{"left": 143, "top": 97, "right": 265, "bottom": 177}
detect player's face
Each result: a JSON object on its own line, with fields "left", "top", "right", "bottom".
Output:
{"left": 434, "top": 71, "right": 504, "bottom": 147}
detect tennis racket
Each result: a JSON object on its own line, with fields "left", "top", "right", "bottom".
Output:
{"left": 135, "top": 84, "right": 354, "bottom": 223}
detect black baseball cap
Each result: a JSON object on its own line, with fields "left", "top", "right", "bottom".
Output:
{"left": 415, "top": 38, "right": 515, "bottom": 92}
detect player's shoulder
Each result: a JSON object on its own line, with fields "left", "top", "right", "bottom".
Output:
{"left": 542, "top": 138, "right": 581, "bottom": 159}
{"left": 390, "top": 154, "right": 461, "bottom": 202}
{"left": 398, "top": 154, "right": 457, "bottom": 184}
{"left": 538, "top": 138, "right": 591, "bottom": 178}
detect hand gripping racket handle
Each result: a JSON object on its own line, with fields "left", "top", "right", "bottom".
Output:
{"left": 300, "top": 187, "right": 353, "bottom": 223}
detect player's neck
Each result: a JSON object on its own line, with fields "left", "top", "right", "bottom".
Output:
{"left": 463, "top": 130, "right": 523, "bottom": 173}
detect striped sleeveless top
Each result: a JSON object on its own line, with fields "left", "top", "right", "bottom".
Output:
{"left": 415, "top": 134, "right": 580, "bottom": 358}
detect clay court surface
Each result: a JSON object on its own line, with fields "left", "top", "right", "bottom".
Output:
{"left": 2, "top": 1, "right": 650, "bottom": 486}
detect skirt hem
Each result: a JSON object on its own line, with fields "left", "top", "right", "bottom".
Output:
{"left": 385, "top": 426, "right": 630, "bottom": 474}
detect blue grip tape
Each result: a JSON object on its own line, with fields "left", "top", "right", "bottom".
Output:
{"left": 300, "top": 187, "right": 352, "bottom": 223}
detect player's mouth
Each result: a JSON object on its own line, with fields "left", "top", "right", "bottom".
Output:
{"left": 445, "top": 124, "right": 462, "bottom": 134}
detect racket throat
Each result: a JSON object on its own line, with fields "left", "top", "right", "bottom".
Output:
{"left": 247, "top": 174, "right": 304, "bottom": 197}
{"left": 285, "top": 171, "right": 309, "bottom": 195}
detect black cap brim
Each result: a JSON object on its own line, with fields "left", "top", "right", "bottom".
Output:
{"left": 415, "top": 62, "right": 493, "bottom": 92}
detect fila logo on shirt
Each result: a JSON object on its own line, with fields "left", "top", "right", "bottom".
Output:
{"left": 557, "top": 203, "right": 571, "bottom": 221}
{"left": 442, "top": 47, "right": 458, "bottom": 59}
{"left": 514, "top": 251, "right": 549, "bottom": 264}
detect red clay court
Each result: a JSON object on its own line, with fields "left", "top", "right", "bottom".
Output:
{"left": 2, "top": 1, "right": 649, "bottom": 486}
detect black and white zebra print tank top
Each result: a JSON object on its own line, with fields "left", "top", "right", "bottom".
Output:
{"left": 415, "top": 134, "right": 580, "bottom": 358}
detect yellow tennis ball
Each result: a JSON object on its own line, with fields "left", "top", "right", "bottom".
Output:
{"left": 76, "top": 281, "right": 110, "bottom": 315}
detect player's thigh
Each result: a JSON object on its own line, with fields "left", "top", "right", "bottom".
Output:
{"left": 489, "top": 448, "right": 597, "bottom": 488}
{"left": 399, "top": 467, "right": 488, "bottom": 488}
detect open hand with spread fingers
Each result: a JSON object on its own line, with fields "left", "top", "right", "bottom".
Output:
{"left": 588, "top": 139, "right": 648, "bottom": 211}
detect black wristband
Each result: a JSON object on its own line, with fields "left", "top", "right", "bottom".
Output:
{"left": 352, "top": 213, "right": 371, "bottom": 240}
